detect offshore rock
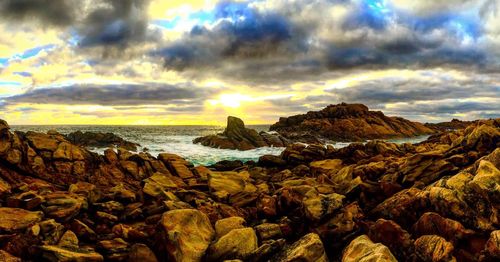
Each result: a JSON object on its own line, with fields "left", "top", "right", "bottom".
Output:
{"left": 194, "top": 116, "right": 290, "bottom": 150}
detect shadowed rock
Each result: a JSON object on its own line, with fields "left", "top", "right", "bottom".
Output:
{"left": 194, "top": 116, "right": 290, "bottom": 150}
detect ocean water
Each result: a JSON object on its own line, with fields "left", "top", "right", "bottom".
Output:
{"left": 11, "top": 125, "right": 430, "bottom": 166}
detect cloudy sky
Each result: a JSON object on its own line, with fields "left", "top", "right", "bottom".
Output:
{"left": 0, "top": 0, "right": 499, "bottom": 125}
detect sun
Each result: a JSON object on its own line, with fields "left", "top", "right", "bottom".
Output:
{"left": 209, "top": 94, "right": 252, "bottom": 108}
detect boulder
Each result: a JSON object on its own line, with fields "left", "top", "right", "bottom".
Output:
{"left": 65, "top": 131, "right": 140, "bottom": 151}
{"left": 128, "top": 243, "right": 158, "bottom": 262}
{"left": 342, "top": 235, "right": 397, "bottom": 262}
{"left": 39, "top": 230, "right": 104, "bottom": 262}
{"left": 276, "top": 233, "right": 328, "bottom": 262}
{"left": 157, "top": 209, "right": 215, "bottom": 262}
{"left": 481, "top": 230, "right": 500, "bottom": 261}
{"left": 0, "top": 207, "right": 44, "bottom": 233}
{"left": 214, "top": 217, "right": 246, "bottom": 239}
{"left": 207, "top": 227, "right": 258, "bottom": 261}
{"left": 414, "top": 235, "right": 455, "bottom": 262}
{"left": 413, "top": 212, "right": 474, "bottom": 244}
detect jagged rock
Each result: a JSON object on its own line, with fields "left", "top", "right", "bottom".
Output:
{"left": 208, "top": 171, "right": 258, "bottom": 206}
{"left": 371, "top": 188, "right": 428, "bottom": 227}
{"left": 142, "top": 172, "right": 182, "bottom": 198}
{"left": 157, "top": 209, "right": 215, "bottom": 262}
{"left": 207, "top": 227, "right": 258, "bottom": 261}
{"left": 69, "top": 182, "right": 101, "bottom": 204}
{"left": 425, "top": 119, "right": 475, "bottom": 132}
{"left": 65, "top": 131, "right": 140, "bottom": 151}
{"left": 276, "top": 233, "right": 328, "bottom": 262}
{"left": 194, "top": 116, "right": 289, "bottom": 150}
{"left": 0, "top": 207, "right": 44, "bottom": 233}
{"left": 414, "top": 235, "right": 455, "bottom": 262}
{"left": 254, "top": 223, "right": 282, "bottom": 241}
{"left": 97, "top": 238, "right": 129, "bottom": 261}
{"left": 42, "top": 191, "right": 87, "bottom": 221}
{"left": 413, "top": 212, "right": 474, "bottom": 245}
{"left": 39, "top": 230, "right": 104, "bottom": 262}
{"left": 342, "top": 235, "right": 397, "bottom": 262}
{"left": 214, "top": 217, "right": 246, "bottom": 239}
{"left": 270, "top": 103, "right": 434, "bottom": 142}
{"left": 37, "top": 219, "right": 66, "bottom": 245}
{"left": 367, "top": 219, "right": 414, "bottom": 259}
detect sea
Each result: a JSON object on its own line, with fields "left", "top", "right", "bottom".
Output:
{"left": 10, "top": 125, "right": 430, "bottom": 166}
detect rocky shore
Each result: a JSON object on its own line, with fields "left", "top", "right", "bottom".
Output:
{"left": 270, "top": 103, "right": 435, "bottom": 142}
{"left": 64, "top": 131, "right": 140, "bottom": 152}
{"left": 0, "top": 117, "right": 498, "bottom": 261}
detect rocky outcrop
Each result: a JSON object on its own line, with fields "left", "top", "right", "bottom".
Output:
{"left": 425, "top": 119, "right": 476, "bottom": 132}
{"left": 65, "top": 131, "right": 140, "bottom": 151}
{"left": 194, "top": 116, "right": 290, "bottom": 150}
{"left": 0, "top": 118, "right": 497, "bottom": 261}
{"left": 270, "top": 103, "right": 435, "bottom": 142}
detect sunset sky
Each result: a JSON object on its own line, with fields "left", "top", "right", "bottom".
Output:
{"left": 0, "top": 0, "right": 499, "bottom": 125}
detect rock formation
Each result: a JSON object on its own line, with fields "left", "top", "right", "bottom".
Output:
{"left": 270, "top": 103, "right": 435, "bottom": 142}
{"left": 425, "top": 118, "right": 476, "bottom": 132}
{"left": 0, "top": 117, "right": 498, "bottom": 261}
{"left": 194, "top": 116, "right": 290, "bottom": 150}
{"left": 65, "top": 131, "right": 140, "bottom": 151}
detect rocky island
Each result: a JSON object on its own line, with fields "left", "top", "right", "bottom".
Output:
{"left": 270, "top": 103, "right": 435, "bottom": 143}
{"left": 193, "top": 116, "right": 290, "bottom": 150}
{"left": 0, "top": 116, "right": 499, "bottom": 261}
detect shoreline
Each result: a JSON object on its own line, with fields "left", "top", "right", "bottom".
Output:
{"left": 0, "top": 118, "right": 498, "bottom": 261}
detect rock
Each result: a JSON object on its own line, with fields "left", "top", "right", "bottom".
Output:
{"left": 371, "top": 188, "right": 428, "bottom": 227}
{"left": 70, "top": 219, "right": 97, "bottom": 242}
{"left": 413, "top": 212, "right": 474, "bottom": 244}
{"left": 97, "top": 238, "right": 129, "bottom": 261}
{"left": 254, "top": 223, "right": 282, "bottom": 241}
{"left": 258, "top": 154, "right": 287, "bottom": 167}
{"left": 65, "top": 131, "right": 140, "bottom": 151}
{"left": 277, "top": 233, "right": 328, "bottom": 262}
{"left": 208, "top": 171, "right": 258, "bottom": 206}
{"left": 128, "top": 243, "right": 158, "bottom": 262}
{"left": 194, "top": 116, "right": 290, "bottom": 150}
{"left": 481, "top": 230, "right": 500, "bottom": 261}
{"left": 414, "top": 235, "right": 455, "bottom": 262}
{"left": 342, "top": 235, "right": 397, "bottom": 262}
{"left": 39, "top": 230, "right": 104, "bottom": 262}
{"left": 302, "top": 188, "right": 344, "bottom": 221}
{"left": 310, "top": 159, "right": 344, "bottom": 176}
{"left": 0, "top": 250, "right": 21, "bottom": 262}
{"left": 142, "top": 172, "right": 181, "bottom": 198}
{"left": 215, "top": 217, "right": 246, "bottom": 239}
{"left": 158, "top": 209, "right": 215, "bottom": 262}
{"left": 37, "top": 219, "right": 66, "bottom": 245}
{"left": 0, "top": 207, "right": 44, "bottom": 233}
{"left": 425, "top": 119, "right": 475, "bottom": 132}
{"left": 69, "top": 182, "right": 101, "bottom": 204}
{"left": 42, "top": 192, "right": 87, "bottom": 221}
{"left": 270, "top": 103, "right": 435, "bottom": 142}
{"left": 367, "top": 219, "right": 414, "bottom": 259}
{"left": 207, "top": 227, "right": 258, "bottom": 261}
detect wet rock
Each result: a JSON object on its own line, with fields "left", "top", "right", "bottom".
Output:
{"left": 207, "top": 227, "right": 258, "bottom": 261}
{"left": 127, "top": 243, "right": 158, "bottom": 262}
{"left": 157, "top": 209, "right": 215, "bottom": 262}
{"left": 214, "top": 216, "right": 246, "bottom": 239}
{"left": 258, "top": 155, "right": 287, "bottom": 167}
{"left": 194, "top": 116, "right": 289, "bottom": 150}
{"left": 342, "top": 235, "right": 397, "bottom": 262}
{"left": 65, "top": 131, "right": 140, "bottom": 151}
{"left": 276, "top": 233, "right": 328, "bottom": 262}
{"left": 0, "top": 207, "right": 44, "bottom": 233}
{"left": 414, "top": 235, "right": 455, "bottom": 262}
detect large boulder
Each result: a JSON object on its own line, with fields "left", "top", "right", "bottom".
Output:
{"left": 414, "top": 235, "right": 455, "bottom": 262}
{"left": 206, "top": 227, "right": 258, "bottom": 261}
{"left": 194, "top": 116, "right": 290, "bottom": 150}
{"left": 0, "top": 207, "right": 44, "bottom": 233}
{"left": 276, "top": 233, "right": 328, "bottom": 262}
{"left": 157, "top": 209, "right": 215, "bottom": 262}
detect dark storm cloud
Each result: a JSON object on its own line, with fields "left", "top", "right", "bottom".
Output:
{"left": 0, "top": 0, "right": 76, "bottom": 26}
{"left": 5, "top": 83, "right": 216, "bottom": 106}
{"left": 0, "top": 0, "right": 154, "bottom": 48}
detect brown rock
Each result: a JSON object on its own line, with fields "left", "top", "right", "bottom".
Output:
{"left": 157, "top": 209, "right": 215, "bottom": 262}
{"left": 481, "top": 230, "right": 500, "bottom": 261}
{"left": 0, "top": 250, "right": 21, "bottom": 262}
{"left": 414, "top": 235, "right": 455, "bottom": 262}
{"left": 413, "top": 212, "right": 474, "bottom": 244}
{"left": 0, "top": 207, "right": 44, "bottom": 233}
{"left": 277, "top": 233, "right": 328, "bottom": 262}
{"left": 214, "top": 216, "right": 246, "bottom": 239}
{"left": 342, "top": 234, "right": 397, "bottom": 262}
{"left": 368, "top": 219, "right": 414, "bottom": 259}
{"left": 207, "top": 227, "right": 258, "bottom": 261}
{"left": 128, "top": 243, "right": 158, "bottom": 262}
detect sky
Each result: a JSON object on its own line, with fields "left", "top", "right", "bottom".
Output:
{"left": 0, "top": 0, "right": 499, "bottom": 125}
